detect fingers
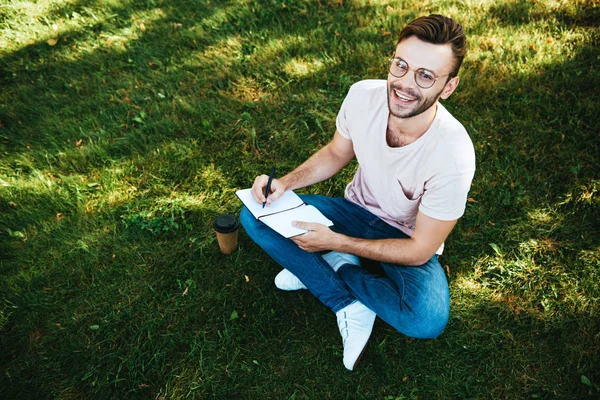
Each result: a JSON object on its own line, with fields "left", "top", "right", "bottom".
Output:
{"left": 292, "top": 221, "right": 318, "bottom": 231}
{"left": 292, "top": 221, "right": 308, "bottom": 230}
{"left": 251, "top": 175, "right": 269, "bottom": 203}
{"left": 251, "top": 175, "right": 285, "bottom": 205}
{"left": 289, "top": 222, "right": 331, "bottom": 253}
{"left": 289, "top": 230, "right": 312, "bottom": 250}
{"left": 266, "top": 179, "right": 285, "bottom": 202}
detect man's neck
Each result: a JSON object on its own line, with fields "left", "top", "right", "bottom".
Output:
{"left": 387, "top": 103, "right": 438, "bottom": 148}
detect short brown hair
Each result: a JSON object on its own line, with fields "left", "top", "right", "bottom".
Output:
{"left": 397, "top": 14, "right": 467, "bottom": 78}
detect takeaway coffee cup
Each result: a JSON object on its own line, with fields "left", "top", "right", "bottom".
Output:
{"left": 213, "top": 214, "right": 239, "bottom": 255}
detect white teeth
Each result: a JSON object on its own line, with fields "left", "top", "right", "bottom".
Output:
{"left": 394, "top": 89, "right": 414, "bottom": 101}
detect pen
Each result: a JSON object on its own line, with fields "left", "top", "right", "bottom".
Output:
{"left": 263, "top": 166, "right": 275, "bottom": 208}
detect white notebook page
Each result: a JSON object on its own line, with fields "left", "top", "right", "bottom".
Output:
{"left": 236, "top": 188, "right": 305, "bottom": 219}
{"left": 260, "top": 205, "right": 333, "bottom": 238}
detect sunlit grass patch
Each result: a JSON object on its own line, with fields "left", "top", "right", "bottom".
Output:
{"left": 473, "top": 238, "right": 599, "bottom": 319}
{"left": 283, "top": 57, "right": 328, "bottom": 78}
{"left": 562, "top": 179, "right": 600, "bottom": 207}
{"left": 197, "top": 35, "right": 244, "bottom": 65}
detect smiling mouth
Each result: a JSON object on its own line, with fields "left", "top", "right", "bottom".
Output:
{"left": 393, "top": 88, "right": 417, "bottom": 103}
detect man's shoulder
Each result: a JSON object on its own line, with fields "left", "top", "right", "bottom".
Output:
{"left": 337, "top": 80, "right": 387, "bottom": 138}
{"left": 434, "top": 103, "right": 468, "bottom": 139}
{"left": 342, "top": 80, "right": 387, "bottom": 111}
{"left": 348, "top": 79, "right": 387, "bottom": 95}
{"left": 434, "top": 103, "right": 476, "bottom": 171}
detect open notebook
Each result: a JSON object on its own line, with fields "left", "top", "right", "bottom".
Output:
{"left": 236, "top": 188, "right": 333, "bottom": 238}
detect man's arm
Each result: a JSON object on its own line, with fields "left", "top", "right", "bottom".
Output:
{"left": 250, "top": 130, "right": 354, "bottom": 205}
{"left": 292, "top": 210, "right": 457, "bottom": 266}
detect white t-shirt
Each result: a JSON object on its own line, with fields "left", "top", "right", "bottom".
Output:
{"left": 336, "top": 80, "right": 475, "bottom": 252}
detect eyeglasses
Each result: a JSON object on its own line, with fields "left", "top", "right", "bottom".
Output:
{"left": 388, "top": 57, "right": 449, "bottom": 89}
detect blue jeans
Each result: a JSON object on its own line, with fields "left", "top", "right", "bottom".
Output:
{"left": 240, "top": 194, "right": 450, "bottom": 339}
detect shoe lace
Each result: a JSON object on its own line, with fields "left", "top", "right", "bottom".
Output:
{"left": 338, "top": 311, "right": 350, "bottom": 346}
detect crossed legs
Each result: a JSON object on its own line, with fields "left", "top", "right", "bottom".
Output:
{"left": 240, "top": 195, "right": 450, "bottom": 368}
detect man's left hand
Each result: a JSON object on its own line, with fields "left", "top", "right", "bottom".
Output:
{"left": 290, "top": 221, "right": 341, "bottom": 252}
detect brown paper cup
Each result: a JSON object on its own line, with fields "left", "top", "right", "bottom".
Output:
{"left": 214, "top": 214, "right": 239, "bottom": 255}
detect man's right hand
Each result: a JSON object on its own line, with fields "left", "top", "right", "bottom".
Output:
{"left": 249, "top": 130, "right": 354, "bottom": 207}
{"left": 250, "top": 175, "right": 286, "bottom": 206}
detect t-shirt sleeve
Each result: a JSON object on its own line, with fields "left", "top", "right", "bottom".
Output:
{"left": 335, "top": 86, "right": 355, "bottom": 140}
{"left": 419, "top": 134, "right": 476, "bottom": 221}
{"left": 419, "top": 168, "right": 475, "bottom": 221}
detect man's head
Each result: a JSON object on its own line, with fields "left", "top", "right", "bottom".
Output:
{"left": 397, "top": 14, "right": 466, "bottom": 79}
{"left": 387, "top": 15, "right": 466, "bottom": 120}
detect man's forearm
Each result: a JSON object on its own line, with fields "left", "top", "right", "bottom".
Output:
{"left": 331, "top": 211, "right": 456, "bottom": 266}
{"left": 334, "top": 235, "right": 432, "bottom": 267}
{"left": 291, "top": 205, "right": 455, "bottom": 265}
{"left": 280, "top": 143, "right": 352, "bottom": 191}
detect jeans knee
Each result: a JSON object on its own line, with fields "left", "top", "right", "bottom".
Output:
{"left": 240, "top": 207, "right": 276, "bottom": 249}
{"left": 240, "top": 207, "right": 255, "bottom": 230}
{"left": 411, "top": 308, "right": 449, "bottom": 339}
{"left": 421, "top": 319, "right": 448, "bottom": 339}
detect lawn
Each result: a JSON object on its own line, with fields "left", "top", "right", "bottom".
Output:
{"left": 1, "top": 0, "right": 599, "bottom": 398}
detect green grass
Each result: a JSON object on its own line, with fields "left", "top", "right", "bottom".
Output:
{"left": 1, "top": 0, "right": 599, "bottom": 398}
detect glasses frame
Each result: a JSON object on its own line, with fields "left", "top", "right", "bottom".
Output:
{"left": 388, "top": 57, "right": 450, "bottom": 89}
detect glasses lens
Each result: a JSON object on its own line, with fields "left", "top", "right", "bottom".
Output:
{"left": 389, "top": 58, "right": 408, "bottom": 78}
{"left": 415, "top": 69, "right": 436, "bottom": 88}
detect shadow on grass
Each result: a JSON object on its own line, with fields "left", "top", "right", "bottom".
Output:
{"left": 1, "top": 0, "right": 599, "bottom": 398}
{"left": 487, "top": 0, "right": 600, "bottom": 27}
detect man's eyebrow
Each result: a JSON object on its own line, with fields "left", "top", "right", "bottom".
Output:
{"left": 393, "top": 54, "right": 439, "bottom": 74}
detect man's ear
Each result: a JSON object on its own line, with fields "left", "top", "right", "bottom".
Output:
{"left": 440, "top": 76, "right": 460, "bottom": 99}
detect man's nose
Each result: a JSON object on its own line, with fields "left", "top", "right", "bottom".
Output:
{"left": 391, "top": 71, "right": 417, "bottom": 89}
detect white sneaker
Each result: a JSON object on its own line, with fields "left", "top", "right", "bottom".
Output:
{"left": 322, "top": 251, "right": 360, "bottom": 272}
{"left": 336, "top": 301, "right": 376, "bottom": 370}
{"left": 273, "top": 252, "right": 358, "bottom": 291}
{"left": 274, "top": 269, "right": 307, "bottom": 291}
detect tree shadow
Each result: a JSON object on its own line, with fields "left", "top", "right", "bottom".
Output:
{"left": 487, "top": 0, "right": 600, "bottom": 28}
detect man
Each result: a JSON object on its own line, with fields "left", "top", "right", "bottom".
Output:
{"left": 240, "top": 14, "right": 475, "bottom": 370}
